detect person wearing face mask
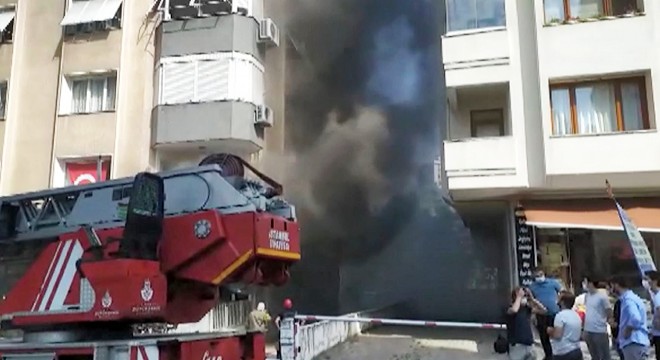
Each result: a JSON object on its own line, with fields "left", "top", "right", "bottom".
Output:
{"left": 547, "top": 291, "right": 584, "bottom": 360}
{"left": 507, "top": 287, "right": 548, "bottom": 360}
{"left": 529, "top": 267, "right": 564, "bottom": 360}
{"left": 610, "top": 275, "right": 650, "bottom": 360}
{"left": 582, "top": 275, "right": 613, "bottom": 360}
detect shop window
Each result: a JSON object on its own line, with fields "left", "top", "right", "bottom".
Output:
{"left": 535, "top": 227, "right": 657, "bottom": 292}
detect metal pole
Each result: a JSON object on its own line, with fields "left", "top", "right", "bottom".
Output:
{"left": 97, "top": 155, "right": 103, "bottom": 182}
{"left": 295, "top": 315, "right": 506, "bottom": 330}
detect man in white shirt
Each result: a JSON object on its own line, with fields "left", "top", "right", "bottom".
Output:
{"left": 548, "top": 291, "right": 584, "bottom": 360}
{"left": 583, "top": 276, "right": 613, "bottom": 360}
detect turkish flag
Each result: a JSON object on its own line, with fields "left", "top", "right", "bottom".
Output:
{"left": 66, "top": 161, "right": 110, "bottom": 186}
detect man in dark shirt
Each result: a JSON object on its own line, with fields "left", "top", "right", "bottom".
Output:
{"left": 275, "top": 298, "right": 303, "bottom": 359}
{"left": 507, "top": 287, "right": 547, "bottom": 360}
{"left": 611, "top": 298, "right": 625, "bottom": 360}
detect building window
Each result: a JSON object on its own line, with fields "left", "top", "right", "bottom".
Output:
{"left": 446, "top": 0, "right": 506, "bottom": 32}
{"left": 69, "top": 74, "right": 116, "bottom": 114}
{"left": 54, "top": 157, "right": 111, "bottom": 188}
{"left": 0, "top": 9, "right": 14, "bottom": 43}
{"left": 550, "top": 77, "right": 649, "bottom": 136}
{"left": 470, "top": 109, "right": 505, "bottom": 137}
{"left": 61, "top": 0, "right": 122, "bottom": 36}
{"left": 544, "top": 0, "right": 644, "bottom": 23}
{"left": 65, "top": 158, "right": 111, "bottom": 186}
{"left": 0, "top": 82, "right": 6, "bottom": 119}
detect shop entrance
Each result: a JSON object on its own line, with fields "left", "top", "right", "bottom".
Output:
{"left": 535, "top": 227, "right": 654, "bottom": 291}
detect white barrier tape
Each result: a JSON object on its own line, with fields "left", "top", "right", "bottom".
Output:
{"left": 296, "top": 315, "right": 507, "bottom": 330}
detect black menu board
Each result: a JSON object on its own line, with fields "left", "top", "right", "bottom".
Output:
{"left": 514, "top": 205, "right": 535, "bottom": 286}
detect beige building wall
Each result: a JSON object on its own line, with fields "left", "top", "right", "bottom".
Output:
{"left": 0, "top": 1, "right": 288, "bottom": 195}
{"left": 0, "top": 1, "right": 158, "bottom": 195}
{"left": 0, "top": 0, "right": 64, "bottom": 195}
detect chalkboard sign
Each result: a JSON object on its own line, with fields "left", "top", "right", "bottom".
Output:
{"left": 514, "top": 205, "right": 535, "bottom": 286}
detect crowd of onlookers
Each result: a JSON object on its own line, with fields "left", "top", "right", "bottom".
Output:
{"left": 503, "top": 267, "right": 660, "bottom": 360}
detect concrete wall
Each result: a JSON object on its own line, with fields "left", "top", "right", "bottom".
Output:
{"left": 54, "top": 112, "right": 116, "bottom": 157}
{"left": 445, "top": 0, "right": 660, "bottom": 198}
{"left": 262, "top": 0, "right": 286, "bottom": 178}
{"left": 112, "top": 0, "right": 158, "bottom": 177}
{"left": 153, "top": 101, "right": 262, "bottom": 155}
{"left": 534, "top": 0, "right": 660, "bottom": 191}
{"left": 62, "top": 30, "right": 122, "bottom": 74}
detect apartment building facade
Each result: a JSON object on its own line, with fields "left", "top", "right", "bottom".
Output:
{"left": 442, "top": 0, "right": 658, "bottom": 296}
{"left": 0, "top": 0, "right": 286, "bottom": 195}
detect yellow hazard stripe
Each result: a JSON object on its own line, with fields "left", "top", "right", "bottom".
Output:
{"left": 256, "top": 248, "right": 301, "bottom": 260}
{"left": 211, "top": 250, "right": 254, "bottom": 285}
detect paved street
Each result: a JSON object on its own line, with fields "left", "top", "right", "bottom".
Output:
{"left": 316, "top": 327, "right": 644, "bottom": 360}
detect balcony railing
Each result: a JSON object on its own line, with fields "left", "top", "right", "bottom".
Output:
{"left": 444, "top": 136, "right": 516, "bottom": 178}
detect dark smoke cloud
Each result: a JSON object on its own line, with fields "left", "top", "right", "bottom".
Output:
{"left": 269, "top": 0, "right": 484, "bottom": 321}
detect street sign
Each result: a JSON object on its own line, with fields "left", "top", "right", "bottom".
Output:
{"left": 614, "top": 201, "right": 657, "bottom": 275}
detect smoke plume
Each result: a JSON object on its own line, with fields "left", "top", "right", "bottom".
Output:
{"left": 270, "top": 0, "right": 482, "bottom": 321}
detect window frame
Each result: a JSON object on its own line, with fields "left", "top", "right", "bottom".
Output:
{"left": 545, "top": 0, "right": 643, "bottom": 22}
{"left": 549, "top": 76, "right": 650, "bottom": 136}
{"left": 470, "top": 109, "right": 505, "bottom": 137}
{"left": 0, "top": 81, "right": 6, "bottom": 120}
{"left": 69, "top": 74, "right": 117, "bottom": 115}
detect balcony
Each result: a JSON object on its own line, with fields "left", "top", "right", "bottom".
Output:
{"left": 152, "top": 52, "right": 266, "bottom": 155}
{"left": 444, "top": 83, "right": 519, "bottom": 190}
{"left": 160, "top": 14, "right": 262, "bottom": 61}
{"left": 538, "top": 1, "right": 650, "bottom": 78}
{"left": 443, "top": 0, "right": 509, "bottom": 87}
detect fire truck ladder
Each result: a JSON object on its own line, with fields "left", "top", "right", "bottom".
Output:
{"left": 0, "top": 165, "right": 294, "bottom": 243}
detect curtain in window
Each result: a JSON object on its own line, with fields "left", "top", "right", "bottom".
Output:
{"left": 72, "top": 80, "right": 87, "bottom": 113}
{"left": 105, "top": 76, "right": 116, "bottom": 111}
{"left": 551, "top": 88, "right": 571, "bottom": 135}
{"left": 575, "top": 84, "right": 616, "bottom": 134}
{"left": 88, "top": 78, "right": 105, "bottom": 113}
{"left": 621, "top": 82, "right": 643, "bottom": 131}
{"left": 570, "top": 0, "right": 604, "bottom": 18}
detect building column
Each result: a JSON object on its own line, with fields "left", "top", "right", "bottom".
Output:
{"left": 111, "top": 2, "right": 158, "bottom": 178}
{"left": 0, "top": 0, "right": 65, "bottom": 195}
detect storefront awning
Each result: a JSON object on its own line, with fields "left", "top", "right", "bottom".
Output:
{"left": 522, "top": 198, "right": 660, "bottom": 233}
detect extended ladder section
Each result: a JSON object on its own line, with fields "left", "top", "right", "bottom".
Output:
{"left": 0, "top": 165, "right": 296, "bottom": 243}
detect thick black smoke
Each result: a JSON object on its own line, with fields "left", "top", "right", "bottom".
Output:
{"left": 270, "top": 0, "right": 488, "bottom": 322}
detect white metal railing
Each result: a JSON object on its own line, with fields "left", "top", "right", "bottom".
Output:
{"left": 170, "top": 300, "right": 252, "bottom": 334}
{"left": 293, "top": 309, "right": 383, "bottom": 360}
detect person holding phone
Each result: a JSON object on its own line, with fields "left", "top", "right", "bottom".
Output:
{"left": 507, "top": 287, "right": 547, "bottom": 360}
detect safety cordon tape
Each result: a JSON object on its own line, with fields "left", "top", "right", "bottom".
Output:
{"left": 295, "top": 315, "right": 506, "bottom": 330}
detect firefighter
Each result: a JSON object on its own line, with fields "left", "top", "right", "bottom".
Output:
{"left": 275, "top": 298, "right": 304, "bottom": 359}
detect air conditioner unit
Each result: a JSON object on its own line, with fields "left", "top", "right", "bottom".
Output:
{"left": 258, "top": 18, "right": 279, "bottom": 47}
{"left": 254, "top": 105, "right": 273, "bottom": 127}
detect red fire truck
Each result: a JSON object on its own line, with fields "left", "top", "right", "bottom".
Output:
{"left": 0, "top": 153, "right": 300, "bottom": 360}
